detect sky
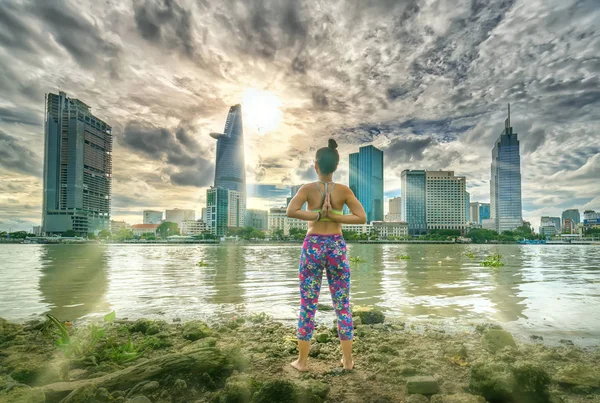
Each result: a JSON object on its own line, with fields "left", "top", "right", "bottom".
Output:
{"left": 0, "top": 0, "right": 598, "bottom": 232}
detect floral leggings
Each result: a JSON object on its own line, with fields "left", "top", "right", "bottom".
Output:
{"left": 297, "top": 234, "right": 353, "bottom": 341}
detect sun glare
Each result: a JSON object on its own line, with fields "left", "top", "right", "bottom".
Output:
{"left": 242, "top": 88, "right": 282, "bottom": 135}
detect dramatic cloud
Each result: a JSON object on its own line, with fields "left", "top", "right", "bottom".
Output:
{"left": 0, "top": 0, "right": 598, "bottom": 229}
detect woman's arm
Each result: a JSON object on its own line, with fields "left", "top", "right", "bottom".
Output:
{"left": 286, "top": 185, "right": 320, "bottom": 222}
{"left": 326, "top": 188, "right": 367, "bottom": 224}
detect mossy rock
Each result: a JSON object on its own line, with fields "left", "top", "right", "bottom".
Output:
{"left": 553, "top": 363, "right": 600, "bottom": 388}
{"left": 317, "top": 303, "right": 334, "bottom": 312}
{"left": 130, "top": 319, "right": 162, "bottom": 335}
{"left": 511, "top": 362, "right": 551, "bottom": 403}
{"left": 252, "top": 380, "right": 297, "bottom": 403}
{"left": 469, "top": 361, "right": 515, "bottom": 401}
{"left": 315, "top": 333, "right": 330, "bottom": 343}
{"left": 481, "top": 329, "right": 516, "bottom": 353}
{"left": 354, "top": 307, "right": 385, "bottom": 325}
{"left": 182, "top": 321, "right": 213, "bottom": 341}
{"left": 430, "top": 393, "right": 486, "bottom": 403}
{"left": 0, "top": 386, "right": 45, "bottom": 403}
{"left": 376, "top": 343, "right": 399, "bottom": 356}
{"left": 0, "top": 318, "right": 22, "bottom": 344}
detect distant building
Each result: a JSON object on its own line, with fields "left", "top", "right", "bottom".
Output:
{"left": 32, "top": 226, "right": 42, "bottom": 236}
{"left": 342, "top": 223, "right": 373, "bottom": 235}
{"left": 541, "top": 216, "right": 561, "bottom": 232}
{"left": 464, "top": 191, "right": 470, "bottom": 223}
{"left": 349, "top": 145, "right": 384, "bottom": 223}
{"left": 562, "top": 209, "right": 580, "bottom": 225}
{"left": 268, "top": 207, "right": 307, "bottom": 236}
{"left": 131, "top": 224, "right": 159, "bottom": 237}
{"left": 539, "top": 223, "right": 558, "bottom": 237}
{"left": 426, "top": 170, "right": 467, "bottom": 232}
{"left": 201, "top": 208, "right": 207, "bottom": 225}
{"left": 470, "top": 202, "right": 481, "bottom": 223}
{"left": 385, "top": 197, "right": 402, "bottom": 222}
{"left": 42, "top": 91, "right": 112, "bottom": 236}
{"left": 180, "top": 220, "right": 208, "bottom": 236}
{"left": 206, "top": 187, "right": 244, "bottom": 236}
{"left": 482, "top": 219, "right": 496, "bottom": 230}
{"left": 207, "top": 187, "right": 229, "bottom": 237}
{"left": 583, "top": 210, "right": 599, "bottom": 227}
{"left": 165, "top": 209, "right": 195, "bottom": 226}
{"left": 110, "top": 220, "right": 129, "bottom": 233}
{"left": 562, "top": 218, "right": 575, "bottom": 234}
{"left": 401, "top": 170, "right": 427, "bottom": 235}
{"left": 480, "top": 203, "right": 491, "bottom": 223}
{"left": 490, "top": 104, "right": 522, "bottom": 233}
{"left": 245, "top": 209, "right": 268, "bottom": 231}
{"left": 287, "top": 184, "right": 306, "bottom": 209}
{"left": 143, "top": 210, "right": 162, "bottom": 224}
{"left": 372, "top": 221, "right": 408, "bottom": 238}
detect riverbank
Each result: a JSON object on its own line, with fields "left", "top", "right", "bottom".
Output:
{"left": 1, "top": 311, "right": 599, "bottom": 403}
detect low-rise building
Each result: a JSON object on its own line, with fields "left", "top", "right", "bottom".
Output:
{"left": 539, "top": 223, "right": 558, "bottom": 237}
{"left": 268, "top": 207, "right": 307, "bottom": 236}
{"left": 180, "top": 220, "right": 208, "bottom": 236}
{"left": 131, "top": 224, "right": 160, "bottom": 237}
{"left": 372, "top": 221, "right": 408, "bottom": 238}
{"left": 341, "top": 223, "right": 372, "bottom": 235}
{"left": 32, "top": 226, "right": 42, "bottom": 236}
{"left": 110, "top": 220, "right": 129, "bottom": 233}
{"left": 245, "top": 209, "right": 268, "bottom": 231}
{"left": 143, "top": 210, "right": 163, "bottom": 224}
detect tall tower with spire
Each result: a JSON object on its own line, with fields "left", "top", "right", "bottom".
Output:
{"left": 208, "top": 105, "right": 246, "bottom": 233}
{"left": 490, "top": 104, "right": 522, "bottom": 233}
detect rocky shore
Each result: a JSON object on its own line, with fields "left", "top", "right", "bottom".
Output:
{"left": 1, "top": 310, "right": 599, "bottom": 403}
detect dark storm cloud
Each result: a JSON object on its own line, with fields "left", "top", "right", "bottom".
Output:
{"left": 133, "top": 0, "right": 197, "bottom": 58}
{"left": 121, "top": 120, "right": 214, "bottom": 187}
{"left": 0, "top": 106, "right": 42, "bottom": 126}
{"left": 28, "top": 0, "right": 120, "bottom": 69}
{"left": 384, "top": 137, "right": 433, "bottom": 167}
{"left": 214, "top": 0, "right": 309, "bottom": 60}
{"left": 0, "top": 130, "right": 39, "bottom": 176}
{"left": 411, "top": 0, "right": 516, "bottom": 84}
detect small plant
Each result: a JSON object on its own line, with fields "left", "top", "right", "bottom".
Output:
{"left": 44, "top": 314, "right": 71, "bottom": 348}
{"left": 197, "top": 260, "right": 209, "bottom": 267}
{"left": 396, "top": 255, "right": 411, "bottom": 260}
{"left": 105, "top": 333, "right": 145, "bottom": 364}
{"left": 250, "top": 312, "right": 270, "bottom": 323}
{"left": 349, "top": 256, "right": 367, "bottom": 263}
{"left": 481, "top": 254, "right": 505, "bottom": 267}
{"left": 465, "top": 252, "right": 476, "bottom": 259}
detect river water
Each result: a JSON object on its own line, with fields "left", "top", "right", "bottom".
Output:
{"left": 0, "top": 244, "right": 598, "bottom": 345}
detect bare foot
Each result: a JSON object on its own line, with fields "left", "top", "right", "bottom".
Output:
{"left": 291, "top": 359, "right": 309, "bottom": 372}
{"left": 340, "top": 358, "right": 354, "bottom": 370}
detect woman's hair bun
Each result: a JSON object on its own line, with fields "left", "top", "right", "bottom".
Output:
{"left": 328, "top": 139, "right": 338, "bottom": 150}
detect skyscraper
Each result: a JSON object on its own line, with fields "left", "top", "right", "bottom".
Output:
{"left": 562, "top": 209, "right": 580, "bottom": 225}
{"left": 490, "top": 104, "right": 522, "bottom": 233}
{"left": 349, "top": 145, "right": 384, "bottom": 223}
{"left": 42, "top": 91, "right": 112, "bottom": 236}
{"left": 470, "top": 202, "right": 491, "bottom": 224}
{"left": 206, "top": 187, "right": 244, "bottom": 237}
{"left": 386, "top": 196, "right": 402, "bottom": 221}
{"left": 401, "top": 170, "right": 426, "bottom": 235}
{"left": 426, "top": 170, "right": 467, "bottom": 232}
{"left": 464, "top": 191, "right": 470, "bottom": 223}
{"left": 143, "top": 210, "right": 162, "bottom": 224}
{"left": 210, "top": 105, "right": 246, "bottom": 229}
{"left": 211, "top": 104, "right": 246, "bottom": 197}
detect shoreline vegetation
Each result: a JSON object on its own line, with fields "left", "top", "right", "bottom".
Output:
{"left": 1, "top": 310, "right": 599, "bottom": 403}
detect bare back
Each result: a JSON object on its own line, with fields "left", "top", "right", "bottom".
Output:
{"left": 305, "top": 182, "right": 347, "bottom": 235}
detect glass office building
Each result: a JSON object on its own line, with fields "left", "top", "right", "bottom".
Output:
{"left": 211, "top": 104, "right": 246, "bottom": 197}
{"left": 42, "top": 91, "right": 112, "bottom": 236}
{"left": 490, "top": 104, "right": 522, "bottom": 232}
{"left": 210, "top": 105, "right": 246, "bottom": 229}
{"left": 401, "top": 170, "right": 426, "bottom": 235}
{"left": 479, "top": 203, "right": 490, "bottom": 223}
{"left": 561, "top": 209, "right": 580, "bottom": 225}
{"left": 348, "top": 145, "right": 384, "bottom": 223}
{"left": 206, "top": 187, "right": 230, "bottom": 237}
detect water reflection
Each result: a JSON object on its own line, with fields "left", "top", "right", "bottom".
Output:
{"left": 348, "top": 244, "right": 385, "bottom": 307}
{"left": 211, "top": 245, "right": 246, "bottom": 305}
{"left": 484, "top": 246, "right": 527, "bottom": 322}
{"left": 38, "top": 245, "right": 109, "bottom": 320}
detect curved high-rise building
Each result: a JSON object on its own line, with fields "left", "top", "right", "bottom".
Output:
{"left": 211, "top": 104, "right": 246, "bottom": 196}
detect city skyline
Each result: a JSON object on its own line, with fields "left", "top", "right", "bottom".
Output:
{"left": 0, "top": 0, "right": 598, "bottom": 232}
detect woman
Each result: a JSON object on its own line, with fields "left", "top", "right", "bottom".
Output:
{"left": 286, "top": 139, "right": 367, "bottom": 372}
